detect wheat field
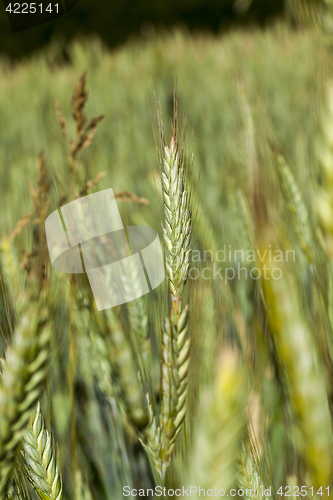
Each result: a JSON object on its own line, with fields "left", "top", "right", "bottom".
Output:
{"left": 0, "top": 7, "right": 333, "bottom": 499}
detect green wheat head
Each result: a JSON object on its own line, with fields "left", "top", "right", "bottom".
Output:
{"left": 22, "top": 402, "right": 63, "bottom": 500}
{"left": 0, "top": 295, "right": 52, "bottom": 499}
{"left": 161, "top": 136, "right": 192, "bottom": 301}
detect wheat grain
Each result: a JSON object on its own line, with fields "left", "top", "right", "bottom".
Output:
{"left": 6, "top": 478, "right": 30, "bottom": 500}
{"left": 22, "top": 402, "right": 63, "bottom": 500}
{"left": 238, "top": 447, "right": 270, "bottom": 500}
{"left": 161, "top": 136, "right": 192, "bottom": 301}
{"left": 149, "top": 99, "right": 192, "bottom": 477}
{"left": 0, "top": 295, "right": 51, "bottom": 499}
{"left": 74, "top": 469, "right": 93, "bottom": 500}
{"left": 276, "top": 155, "right": 314, "bottom": 262}
{"left": 261, "top": 262, "right": 332, "bottom": 487}
{"left": 186, "top": 350, "right": 247, "bottom": 494}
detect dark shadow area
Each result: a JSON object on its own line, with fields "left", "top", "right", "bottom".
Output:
{"left": 0, "top": 0, "right": 285, "bottom": 61}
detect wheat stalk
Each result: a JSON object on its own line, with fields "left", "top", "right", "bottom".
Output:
{"left": 127, "top": 294, "right": 149, "bottom": 371}
{"left": 161, "top": 136, "right": 192, "bottom": 301}
{"left": 117, "top": 253, "right": 150, "bottom": 385}
{"left": 69, "top": 279, "right": 149, "bottom": 434}
{"left": 22, "top": 402, "right": 63, "bottom": 500}
{"left": 146, "top": 100, "right": 193, "bottom": 478}
{"left": 275, "top": 154, "right": 314, "bottom": 262}
{"left": 316, "top": 81, "right": 333, "bottom": 258}
{"left": 186, "top": 350, "right": 247, "bottom": 495}
{"left": 89, "top": 303, "right": 149, "bottom": 433}
{"left": 74, "top": 469, "right": 93, "bottom": 500}
{"left": 103, "top": 308, "right": 149, "bottom": 431}
{"left": 0, "top": 295, "right": 51, "bottom": 499}
{"left": 261, "top": 262, "right": 332, "bottom": 487}
{"left": 238, "top": 446, "right": 269, "bottom": 500}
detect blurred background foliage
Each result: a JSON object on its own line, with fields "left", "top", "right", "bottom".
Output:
{"left": 0, "top": 0, "right": 286, "bottom": 61}
{"left": 1, "top": 0, "right": 333, "bottom": 497}
{"left": 0, "top": 24, "right": 326, "bottom": 247}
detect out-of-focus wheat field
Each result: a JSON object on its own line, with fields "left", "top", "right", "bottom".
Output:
{"left": 2, "top": 8, "right": 333, "bottom": 500}
{"left": 0, "top": 25, "right": 326, "bottom": 235}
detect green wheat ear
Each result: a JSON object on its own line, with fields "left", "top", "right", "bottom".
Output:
{"left": 22, "top": 402, "right": 63, "bottom": 500}
{"left": 142, "top": 92, "right": 193, "bottom": 479}
{"left": 90, "top": 304, "right": 149, "bottom": 433}
{"left": 262, "top": 262, "right": 332, "bottom": 487}
{"left": 0, "top": 295, "right": 52, "bottom": 500}
{"left": 161, "top": 136, "right": 192, "bottom": 300}
{"left": 275, "top": 154, "right": 314, "bottom": 262}
{"left": 74, "top": 468, "right": 93, "bottom": 500}
{"left": 238, "top": 446, "right": 270, "bottom": 500}
{"left": 186, "top": 350, "right": 247, "bottom": 495}
{"left": 156, "top": 114, "right": 192, "bottom": 477}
